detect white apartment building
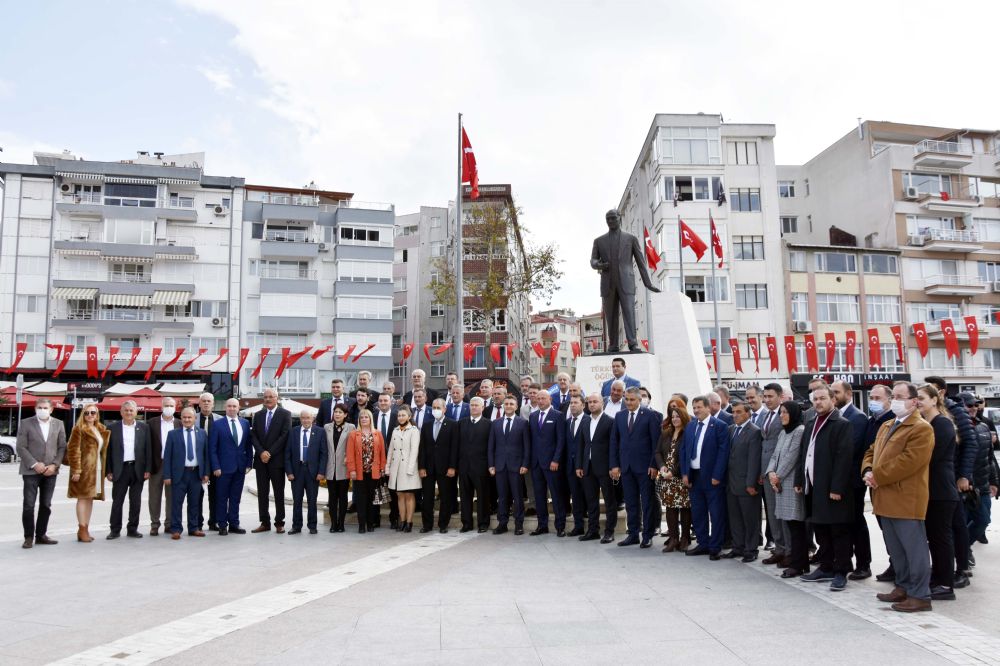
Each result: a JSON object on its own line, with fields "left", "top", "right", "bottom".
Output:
{"left": 529, "top": 308, "right": 580, "bottom": 384}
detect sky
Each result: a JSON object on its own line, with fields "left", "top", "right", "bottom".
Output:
{"left": 2, "top": 0, "right": 1000, "bottom": 316}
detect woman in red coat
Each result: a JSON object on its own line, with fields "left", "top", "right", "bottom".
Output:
{"left": 346, "top": 409, "right": 386, "bottom": 533}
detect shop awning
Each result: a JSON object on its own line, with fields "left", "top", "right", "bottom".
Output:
{"left": 104, "top": 176, "right": 156, "bottom": 185}
{"left": 151, "top": 290, "right": 191, "bottom": 306}
{"left": 99, "top": 293, "right": 149, "bottom": 307}
{"left": 101, "top": 255, "right": 154, "bottom": 263}
{"left": 154, "top": 252, "right": 197, "bottom": 261}
{"left": 157, "top": 382, "right": 206, "bottom": 396}
{"left": 104, "top": 383, "right": 158, "bottom": 396}
{"left": 52, "top": 287, "right": 99, "bottom": 300}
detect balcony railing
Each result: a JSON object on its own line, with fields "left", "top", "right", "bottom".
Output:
{"left": 108, "top": 273, "right": 152, "bottom": 283}
{"left": 335, "top": 200, "right": 394, "bottom": 212}
{"left": 60, "top": 192, "right": 103, "bottom": 205}
{"left": 155, "top": 235, "right": 195, "bottom": 247}
{"left": 259, "top": 267, "right": 317, "bottom": 279}
{"left": 923, "top": 274, "right": 986, "bottom": 288}
{"left": 924, "top": 229, "right": 980, "bottom": 243}
{"left": 157, "top": 197, "right": 196, "bottom": 209}
{"left": 914, "top": 139, "right": 968, "bottom": 156}
{"left": 57, "top": 308, "right": 96, "bottom": 320}
{"left": 261, "top": 194, "right": 320, "bottom": 206}
{"left": 98, "top": 309, "right": 152, "bottom": 321}
{"left": 264, "top": 229, "right": 313, "bottom": 243}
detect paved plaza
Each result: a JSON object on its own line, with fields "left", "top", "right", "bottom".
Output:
{"left": 2, "top": 464, "right": 999, "bottom": 665}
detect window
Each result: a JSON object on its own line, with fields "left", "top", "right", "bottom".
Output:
{"left": 430, "top": 216, "right": 442, "bottom": 228}
{"left": 984, "top": 349, "right": 1000, "bottom": 369}
{"left": 430, "top": 302, "right": 445, "bottom": 317}
{"left": 975, "top": 218, "right": 1000, "bottom": 242}
{"left": 790, "top": 292, "right": 809, "bottom": 322}
{"left": 737, "top": 333, "right": 772, "bottom": 361}
{"left": 921, "top": 348, "right": 965, "bottom": 371}
{"left": 104, "top": 219, "right": 154, "bottom": 245}
{"left": 978, "top": 261, "right": 1000, "bottom": 282}
{"left": 788, "top": 250, "right": 806, "bottom": 271}
{"left": 657, "top": 126, "right": 722, "bottom": 165}
{"left": 735, "top": 284, "right": 768, "bottom": 309}
{"left": 391, "top": 361, "right": 406, "bottom": 377}
{"left": 463, "top": 309, "right": 507, "bottom": 332}
{"left": 979, "top": 305, "right": 1000, "bottom": 326}
{"left": 252, "top": 260, "right": 310, "bottom": 280}
{"left": 866, "top": 295, "right": 901, "bottom": 324}
{"left": 164, "top": 303, "right": 191, "bottom": 318}
{"left": 69, "top": 183, "right": 102, "bottom": 203}
{"left": 878, "top": 344, "right": 905, "bottom": 372}
{"left": 392, "top": 334, "right": 403, "bottom": 349}
{"left": 431, "top": 241, "right": 446, "bottom": 257}
{"left": 430, "top": 362, "right": 446, "bottom": 378}
{"left": 905, "top": 215, "right": 956, "bottom": 236}
{"left": 816, "top": 294, "right": 860, "bottom": 323}
{"left": 814, "top": 252, "right": 856, "bottom": 273}
{"left": 14, "top": 334, "right": 45, "bottom": 352}
{"left": 65, "top": 335, "right": 96, "bottom": 350}
{"left": 108, "top": 336, "right": 140, "bottom": 352}
{"left": 778, "top": 180, "right": 795, "bottom": 198}
{"left": 464, "top": 345, "right": 507, "bottom": 369}
{"left": 189, "top": 337, "right": 225, "bottom": 355}
{"left": 162, "top": 337, "right": 188, "bottom": 354}
{"left": 430, "top": 331, "right": 446, "bottom": 345}
{"left": 730, "top": 188, "right": 761, "bottom": 212}
{"left": 819, "top": 343, "right": 849, "bottom": 372}
{"left": 394, "top": 277, "right": 407, "bottom": 291}
{"left": 191, "top": 301, "right": 228, "bottom": 318}
{"left": 103, "top": 182, "right": 156, "bottom": 207}
{"left": 781, "top": 216, "right": 798, "bottom": 234}
{"left": 336, "top": 296, "right": 391, "bottom": 319}
{"left": 732, "top": 236, "right": 764, "bottom": 260}
{"left": 663, "top": 176, "right": 725, "bottom": 203}
{"left": 168, "top": 193, "right": 194, "bottom": 208}
{"left": 339, "top": 225, "right": 391, "bottom": 247}
{"left": 392, "top": 307, "right": 406, "bottom": 321}
{"left": 246, "top": 367, "right": 314, "bottom": 394}
{"left": 863, "top": 254, "right": 898, "bottom": 274}
{"left": 245, "top": 332, "right": 308, "bottom": 349}
{"left": 17, "top": 256, "right": 47, "bottom": 275}
{"left": 908, "top": 302, "right": 961, "bottom": 324}
{"left": 108, "top": 263, "right": 149, "bottom": 283}
{"left": 698, "top": 327, "right": 733, "bottom": 354}
{"left": 727, "top": 141, "right": 758, "bottom": 165}
{"left": 669, "top": 275, "right": 729, "bottom": 303}
{"left": 395, "top": 249, "right": 408, "bottom": 263}
{"left": 903, "top": 172, "right": 952, "bottom": 196}
{"left": 338, "top": 260, "right": 391, "bottom": 283}
{"left": 16, "top": 295, "right": 43, "bottom": 312}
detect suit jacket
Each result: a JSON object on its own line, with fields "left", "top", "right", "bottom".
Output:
{"left": 600, "top": 375, "right": 641, "bottom": 398}
{"left": 402, "top": 388, "right": 439, "bottom": 406}
{"left": 323, "top": 422, "right": 355, "bottom": 481}
{"left": 318, "top": 396, "right": 355, "bottom": 428}
{"left": 577, "top": 413, "right": 614, "bottom": 476}
{"left": 409, "top": 405, "right": 434, "bottom": 431}
{"left": 679, "top": 416, "right": 730, "bottom": 485}
{"left": 348, "top": 401, "right": 374, "bottom": 426}
{"left": 285, "top": 425, "right": 329, "bottom": 478}
{"left": 251, "top": 407, "right": 292, "bottom": 469}
{"left": 757, "top": 408, "right": 784, "bottom": 477}
{"left": 714, "top": 410, "right": 734, "bottom": 426}
{"left": 457, "top": 416, "right": 491, "bottom": 475}
{"left": 208, "top": 416, "right": 253, "bottom": 474}
{"left": 419, "top": 417, "right": 458, "bottom": 475}
{"left": 862, "top": 410, "right": 934, "bottom": 520}
{"left": 148, "top": 416, "right": 181, "bottom": 475}
{"left": 16, "top": 416, "right": 67, "bottom": 475}
{"left": 610, "top": 407, "right": 661, "bottom": 474}
{"left": 162, "top": 427, "right": 208, "bottom": 483}
{"left": 488, "top": 414, "right": 531, "bottom": 472}
{"left": 528, "top": 407, "right": 566, "bottom": 469}
{"left": 564, "top": 412, "right": 587, "bottom": 468}
{"left": 727, "top": 421, "right": 762, "bottom": 495}
{"left": 590, "top": 228, "right": 656, "bottom": 297}
{"left": 519, "top": 403, "right": 535, "bottom": 420}
{"left": 840, "top": 404, "right": 870, "bottom": 489}
{"left": 551, "top": 390, "right": 573, "bottom": 411}
{"left": 197, "top": 411, "right": 223, "bottom": 435}
{"left": 106, "top": 420, "right": 152, "bottom": 481}
{"left": 797, "top": 410, "right": 853, "bottom": 524}
{"left": 373, "top": 408, "right": 399, "bottom": 449}
{"left": 445, "top": 400, "right": 470, "bottom": 422}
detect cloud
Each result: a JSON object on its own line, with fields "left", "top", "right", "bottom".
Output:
{"left": 197, "top": 65, "right": 234, "bottom": 92}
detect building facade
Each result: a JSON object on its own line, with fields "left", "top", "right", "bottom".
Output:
{"left": 528, "top": 308, "right": 580, "bottom": 384}
{"left": 577, "top": 311, "right": 604, "bottom": 356}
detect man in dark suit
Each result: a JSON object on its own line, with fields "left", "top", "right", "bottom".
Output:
{"left": 148, "top": 396, "right": 181, "bottom": 536}
{"left": 285, "top": 409, "right": 328, "bottom": 534}
{"left": 551, "top": 373, "right": 572, "bottom": 411}
{"left": 446, "top": 384, "right": 471, "bottom": 421}
{"left": 348, "top": 389, "right": 372, "bottom": 427}
{"left": 351, "top": 370, "right": 379, "bottom": 404}
{"left": 710, "top": 392, "right": 734, "bottom": 426}
{"left": 528, "top": 390, "right": 567, "bottom": 536}
{"left": 419, "top": 398, "right": 458, "bottom": 533}
{"left": 410, "top": 389, "right": 433, "bottom": 430}
{"left": 680, "top": 394, "right": 730, "bottom": 558}
{"left": 576, "top": 394, "right": 617, "bottom": 542}
{"left": 758, "top": 383, "right": 786, "bottom": 564}
{"left": 209, "top": 398, "right": 253, "bottom": 535}
{"left": 373, "top": 392, "right": 400, "bottom": 528}
{"left": 832, "top": 380, "right": 875, "bottom": 581}
{"left": 105, "top": 401, "right": 152, "bottom": 540}
{"left": 723, "top": 400, "right": 763, "bottom": 562}
{"left": 600, "top": 357, "right": 641, "bottom": 398}
{"left": 458, "top": 397, "right": 492, "bottom": 533}
{"left": 402, "top": 369, "right": 438, "bottom": 406}
{"left": 251, "top": 388, "right": 292, "bottom": 533}
{"left": 318, "top": 378, "right": 355, "bottom": 428}
{"left": 197, "top": 392, "right": 223, "bottom": 531}
{"left": 163, "top": 407, "right": 209, "bottom": 539}
{"left": 610, "top": 387, "right": 661, "bottom": 548}
{"left": 563, "top": 395, "right": 589, "bottom": 536}
{"left": 489, "top": 396, "right": 531, "bottom": 535}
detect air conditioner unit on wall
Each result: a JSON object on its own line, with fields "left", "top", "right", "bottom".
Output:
{"left": 211, "top": 317, "right": 227, "bottom": 328}
{"left": 794, "top": 321, "right": 811, "bottom": 333}
{"left": 908, "top": 234, "right": 926, "bottom": 246}
{"left": 318, "top": 242, "right": 329, "bottom": 252}
{"left": 60, "top": 183, "right": 72, "bottom": 193}
{"left": 213, "top": 205, "right": 228, "bottom": 216}
{"left": 904, "top": 186, "right": 919, "bottom": 200}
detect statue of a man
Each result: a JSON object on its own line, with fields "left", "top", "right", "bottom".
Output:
{"left": 590, "top": 209, "right": 660, "bottom": 352}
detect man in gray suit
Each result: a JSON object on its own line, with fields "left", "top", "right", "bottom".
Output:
{"left": 105, "top": 400, "right": 152, "bottom": 539}
{"left": 759, "top": 382, "right": 787, "bottom": 565}
{"left": 590, "top": 209, "right": 660, "bottom": 352}
{"left": 17, "top": 398, "right": 67, "bottom": 549}
{"left": 723, "top": 400, "right": 763, "bottom": 562}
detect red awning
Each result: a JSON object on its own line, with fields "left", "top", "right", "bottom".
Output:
{"left": 0, "top": 386, "right": 37, "bottom": 408}
{"left": 96, "top": 387, "right": 163, "bottom": 412}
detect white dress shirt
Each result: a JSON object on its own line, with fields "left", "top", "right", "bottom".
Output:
{"left": 228, "top": 417, "right": 242, "bottom": 446}
{"left": 300, "top": 427, "right": 311, "bottom": 461}
{"left": 691, "top": 416, "right": 710, "bottom": 469}
{"left": 37, "top": 417, "right": 51, "bottom": 442}
{"left": 184, "top": 427, "right": 197, "bottom": 466}
{"left": 605, "top": 398, "right": 624, "bottom": 419}
{"left": 122, "top": 422, "right": 137, "bottom": 462}
{"left": 160, "top": 418, "right": 175, "bottom": 457}
{"left": 589, "top": 413, "right": 601, "bottom": 439}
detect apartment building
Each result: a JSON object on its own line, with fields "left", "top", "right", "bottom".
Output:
{"left": 528, "top": 308, "right": 580, "bottom": 384}
{"left": 578, "top": 311, "right": 604, "bottom": 356}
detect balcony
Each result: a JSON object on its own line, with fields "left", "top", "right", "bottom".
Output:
{"left": 923, "top": 324, "right": 993, "bottom": 342}
{"left": 918, "top": 187, "right": 982, "bottom": 214}
{"left": 258, "top": 266, "right": 317, "bottom": 279}
{"left": 260, "top": 230, "right": 319, "bottom": 259}
{"left": 264, "top": 229, "right": 313, "bottom": 243}
{"left": 913, "top": 139, "right": 973, "bottom": 169}
{"left": 53, "top": 233, "right": 197, "bottom": 261}
{"left": 908, "top": 228, "right": 983, "bottom": 253}
{"left": 923, "top": 274, "right": 989, "bottom": 296}
{"left": 920, "top": 366, "right": 994, "bottom": 382}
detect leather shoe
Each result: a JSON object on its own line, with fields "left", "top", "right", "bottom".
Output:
{"left": 600, "top": 534, "right": 615, "bottom": 544}
{"left": 171, "top": 532, "right": 181, "bottom": 540}
{"left": 287, "top": 528, "right": 302, "bottom": 535}
{"left": 330, "top": 525, "right": 337, "bottom": 533}
{"left": 230, "top": 527, "right": 246, "bottom": 534}
{"left": 953, "top": 573, "right": 970, "bottom": 588}
{"left": 876, "top": 586, "right": 907, "bottom": 603}
{"left": 721, "top": 551, "right": 743, "bottom": 559}
{"left": 709, "top": 552, "right": 721, "bottom": 561}
{"left": 252, "top": 524, "right": 271, "bottom": 533}
{"left": 35, "top": 535, "right": 58, "bottom": 545}
{"left": 493, "top": 525, "right": 508, "bottom": 535}
{"left": 126, "top": 531, "right": 143, "bottom": 539}
{"left": 460, "top": 526, "right": 473, "bottom": 533}
{"left": 848, "top": 568, "right": 872, "bottom": 581}
{"left": 309, "top": 528, "right": 318, "bottom": 534}
{"left": 275, "top": 525, "right": 285, "bottom": 534}
{"left": 218, "top": 528, "right": 229, "bottom": 536}
{"left": 875, "top": 566, "right": 895, "bottom": 582}
{"left": 149, "top": 527, "right": 159, "bottom": 537}
{"left": 209, "top": 522, "right": 219, "bottom": 532}
{"left": 892, "top": 598, "right": 931, "bottom": 613}
{"left": 618, "top": 536, "right": 640, "bottom": 547}
{"left": 685, "top": 546, "right": 710, "bottom": 556}
{"left": 741, "top": 553, "right": 758, "bottom": 563}
{"left": 189, "top": 531, "right": 206, "bottom": 537}
{"left": 761, "top": 554, "right": 782, "bottom": 565}
{"left": 640, "top": 539, "right": 652, "bottom": 549}
{"left": 556, "top": 529, "right": 566, "bottom": 538}
{"left": 567, "top": 527, "right": 585, "bottom": 537}
{"left": 477, "top": 526, "right": 489, "bottom": 533}
{"left": 106, "top": 532, "right": 120, "bottom": 540}
{"left": 781, "top": 568, "right": 805, "bottom": 578}
{"left": 514, "top": 527, "right": 525, "bottom": 536}
{"left": 930, "top": 586, "right": 956, "bottom": 601}
{"left": 439, "top": 527, "right": 448, "bottom": 534}
{"left": 530, "top": 527, "right": 549, "bottom": 536}
{"left": 579, "top": 532, "right": 599, "bottom": 542}
{"left": 22, "top": 538, "right": 32, "bottom": 549}
{"left": 420, "top": 527, "right": 433, "bottom": 533}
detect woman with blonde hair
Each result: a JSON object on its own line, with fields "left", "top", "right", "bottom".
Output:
{"left": 655, "top": 403, "right": 692, "bottom": 552}
{"left": 65, "top": 404, "right": 109, "bottom": 542}
{"left": 386, "top": 405, "right": 421, "bottom": 533}
{"left": 346, "top": 408, "right": 386, "bottom": 533}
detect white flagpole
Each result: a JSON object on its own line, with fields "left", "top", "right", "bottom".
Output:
{"left": 710, "top": 210, "right": 721, "bottom": 385}
{"left": 455, "top": 113, "right": 465, "bottom": 385}
{"left": 677, "top": 215, "right": 684, "bottom": 294}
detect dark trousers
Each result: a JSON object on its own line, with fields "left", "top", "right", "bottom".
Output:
{"left": 622, "top": 468, "right": 655, "bottom": 541}
{"left": 564, "top": 462, "right": 586, "bottom": 530}
{"left": 926, "top": 500, "right": 955, "bottom": 588}
{"left": 581, "top": 471, "right": 617, "bottom": 536}
{"left": 354, "top": 472, "right": 375, "bottom": 528}
{"left": 421, "top": 473, "right": 455, "bottom": 529}
{"left": 602, "top": 288, "right": 637, "bottom": 349}
{"left": 290, "top": 462, "right": 319, "bottom": 530}
{"left": 198, "top": 474, "right": 217, "bottom": 528}
{"left": 786, "top": 519, "right": 810, "bottom": 572}
{"left": 460, "top": 469, "right": 491, "bottom": 529}
{"left": 531, "top": 466, "right": 566, "bottom": 530}
{"left": 328, "top": 479, "right": 349, "bottom": 529}
{"left": 22, "top": 473, "right": 57, "bottom": 539}
{"left": 110, "top": 462, "right": 144, "bottom": 534}
{"left": 952, "top": 500, "right": 970, "bottom": 571}
{"left": 850, "top": 485, "right": 872, "bottom": 569}
{"left": 495, "top": 470, "right": 524, "bottom": 527}
{"left": 967, "top": 490, "right": 991, "bottom": 545}
{"left": 727, "top": 491, "right": 762, "bottom": 555}
{"left": 813, "top": 522, "right": 853, "bottom": 574}
{"left": 254, "top": 461, "right": 285, "bottom": 527}
{"left": 214, "top": 471, "right": 245, "bottom": 530}
{"left": 170, "top": 467, "right": 202, "bottom": 534}
{"left": 688, "top": 470, "right": 725, "bottom": 551}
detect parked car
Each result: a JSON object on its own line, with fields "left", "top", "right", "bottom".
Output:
{"left": 0, "top": 435, "right": 15, "bottom": 463}
{"left": 983, "top": 407, "right": 1000, "bottom": 447}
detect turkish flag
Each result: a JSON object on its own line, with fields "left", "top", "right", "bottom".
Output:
{"left": 940, "top": 318, "right": 960, "bottom": 359}
{"left": 531, "top": 342, "right": 545, "bottom": 359}
{"left": 964, "top": 315, "right": 980, "bottom": 356}
{"left": 310, "top": 345, "right": 333, "bottom": 360}
{"left": 765, "top": 336, "right": 779, "bottom": 372}
{"left": 338, "top": 345, "right": 357, "bottom": 363}
{"left": 912, "top": 322, "right": 929, "bottom": 358}
{"left": 85, "top": 346, "right": 99, "bottom": 379}
{"left": 549, "top": 341, "right": 560, "bottom": 367}
{"left": 181, "top": 348, "right": 208, "bottom": 373}
{"left": 710, "top": 214, "right": 724, "bottom": 268}
{"left": 100, "top": 347, "right": 120, "bottom": 379}
{"left": 463, "top": 343, "right": 477, "bottom": 364}
{"left": 641, "top": 339, "right": 649, "bottom": 352}
{"left": 115, "top": 347, "right": 143, "bottom": 376}
{"left": 867, "top": 328, "right": 882, "bottom": 369}
{"left": 275, "top": 346, "right": 314, "bottom": 378}
{"left": 250, "top": 348, "right": 271, "bottom": 379}
{"left": 804, "top": 334, "right": 819, "bottom": 371}
{"left": 401, "top": 342, "right": 415, "bottom": 361}
{"left": 202, "top": 348, "right": 230, "bottom": 369}
{"left": 433, "top": 343, "right": 453, "bottom": 356}
{"left": 679, "top": 220, "right": 708, "bottom": 261}
{"left": 824, "top": 333, "right": 836, "bottom": 371}
{"left": 845, "top": 331, "right": 857, "bottom": 369}
{"left": 52, "top": 345, "right": 74, "bottom": 378}
{"left": 461, "top": 127, "right": 479, "bottom": 200}
{"left": 490, "top": 343, "right": 502, "bottom": 364}
{"left": 889, "top": 325, "right": 905, "bottom": 364}
{"left": 159, "top": 348, "right": 185, "bottom": 373}
{"left": 423, "top": 343, "right": 433, "bottom": 362}
{"left": 783, "top": 335, "right": 797, "bottom": 373}
{"left": 710, "top": 339, "right": 719, "bottom": 372}
{"left": 5, "top": 342, "right": 27, "bottom": 374}
{"left": 589, "top": 339, "right": 598, "bottom": 350}
{"left": 351, "top": 344, "right": 376, "bottom": 363}
{"left": 728, "top": 338, "right": 742, "bottom": 373}
{"left": 232, "top": 348, "right": 251, "bottom": 379}
{"left": 747, "top": 337, "right": 760, "bottom": 374}
{"left": 143, "top": 347, "right": 163, "bottom": 382}
{"left": 571, "top": 341, "right": 581, "bottom": 359}
{"left": 643, "top": 227, "right": 660, "bottom": 271}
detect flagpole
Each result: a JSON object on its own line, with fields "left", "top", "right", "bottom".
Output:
{"left": 710, "top": 210, "right": 721, "bottom": 385}
{"left": 677, "top": 216, "right": 684, "bottom": 294}
{"left": 455, "top": 113, "right": 465, "bottom": 385}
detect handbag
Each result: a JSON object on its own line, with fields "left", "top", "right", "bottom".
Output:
{"left": 372, "top": 477, "right": 391, "bottom": 505}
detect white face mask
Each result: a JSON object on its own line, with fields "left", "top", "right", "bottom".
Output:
{"left": 640, "top": 398, "right": 650, "bottom": 408}
{"left": 890, "top": 399, "right": 910, "bottom": 418}
{"left": 35, "top": 407, "right": 51, "bottom": 420}
{"left": 431, "top": 408, "right": 443, "bottom": 420}
{"left": 161, "top": 406, "right": 175, "bottom": 419}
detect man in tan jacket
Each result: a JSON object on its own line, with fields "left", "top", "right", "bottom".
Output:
{"left": 862, "top": 381, "right": 934, "bottom": 612}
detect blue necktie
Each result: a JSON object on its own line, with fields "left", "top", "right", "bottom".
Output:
{"left": 504, "top": 417, "right": 511, "bottom": 436}
{"left": 230, "top": 419, "right": 238, "bottom": 444}
{"left": 265, "top": 410, "right": 272, "bottom": 433}
{"left": 301, "top": 429, "right": 309, "bottom": 461}
{"left": 186, "top": 428, "right": 194, "bottom": 461}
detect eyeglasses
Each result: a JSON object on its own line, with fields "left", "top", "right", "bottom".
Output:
{"left": 84, "top": 411, "right": 98, "bottom": 416}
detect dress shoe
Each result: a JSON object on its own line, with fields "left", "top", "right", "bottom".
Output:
{"left": 288, "top": 528, "right": 302, "bottom": 535}
{"left": 439, "top": 527, "right": 448, "bottom": 534}
{"left": 359, "top": 526, "right": 367, "bottom": 534}
{"left": 252, "top": 524, "right": 271, "bottom": 533}
{"left": 781, "top": 568, "right": 806, "bottom": 578}
{"left": 662, "top": 538, "right": 676, "bottom": 553}
{"left": 567, "top": 527, "right": 585, "bottom": 537}
{"left": 892, "top": 598, "right": 931, "bottom": 613}
{"left": 829, "top": 574, "right": 847, "bottom": 592}
{"left": 493, "top": 525, "right": 508, "bottom": 535}
{"left": 22, "top": 538, "right": 32, "bottom": 549}
{"left": 580, "top": 532, "right": 599, "bottom": 542}
{"left": 336, "top": 526, "right": 345, "bottom": 533}
{"left": 600, "top": 534, "right": 615, "bottom": 544}
{"left": 778, "top": 557, "right": 792, "bottom": 568}
{"left": 953, "top": 573, "right": 970, "bottom": 589}
{"left": 678, "top": 538, "right": 690, "bottom": 551}
{"left": 618, "top": 536, "right": 640, "bottom": 547}
{"left": 189, "top": 531, "right": 206, "bottom": 537}
{"left": 171, "top": 532, "right": 181, "bottom": 540}
{"left": 876, "top": 586, "right": 907, "bottom": 603}
{"left": 530, "top": 527, "right": 549, "bottom": 536}
{"left": 799, "top": 569, "right": 835, "bottom": 582}
{"left": 930, "top": 585, "right": 956, "bottom": 600}
{"left": 808, "top": 553, "right": 820, "bottom": 565}
{"left": 685, "top": 546, "right": 710, "bottom": 556}
{"left": 514, "top": 527, "right": 525, "bottom": 536}
{"left": 309, "top": 528, "right": 318, "bottom": 534}
{"left": 149, "top": 527, "right": 159, "bottom": 537}
{"left": 848, "top": 568, "right": 872, "bottom": 581}
{"left": 218, "top": 528, "right": 229, "bottom": 536}
{"left": 709, "top": 552, "right": 721, "bottom": 561}
{"left": 640, "top": 539, "right": 652, "bottom": 549}
{"left": 721, "top": 550, "right": 743, "bottom": 559}
{"left": 875, "top": 565, "right": 895, "bottom": 582}
{"left": 764, "top": 540, "right": 775, "bottom": 551}
{"left": 230, "top": 527, "right": 247, "bottom": 534}
{"left": 275, "top": 525, "right": 285, "bottom": 534}
{"left": 330, "top": 525, "right": 337, "bottom": 533}
{"left": 957, "top": 568, "right": 972, "bottom": 578}
{"left": 209, "top": 522, "right": 219, "bottom": 532}
{"left": 420, "top": 526, "right": 433, "bottom": 534}
{"left": 390, "top": 520, "right": 400, "bottom": 531}
{"left": 477, "top": 526, "right": 489, "bottom": 533}
{"left": 126, "top": 531, "right": 143, "bottom": 539}
{"left": 106, "top": 532, "right": 121, "bottom": 540}
{"left": 969, "top": 552, "right": 976, "bottom": 567}
{"left": 741, "top": 553, "right": 758, "bottom": 563}
{"left": 761, "top": 554, "right": 782, "bottom": 565}
{"left": 556, "top": 529, "right": 566, "bottom": 538}
{"left": 460, "top": 526, "right": 473, "bottom": 533}
{"left": 34, "top": 535, "right": 58, "bottom": 545}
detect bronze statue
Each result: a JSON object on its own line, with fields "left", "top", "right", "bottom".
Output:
{"left": 590, "top": 209, "right": 660, "bottom": 352}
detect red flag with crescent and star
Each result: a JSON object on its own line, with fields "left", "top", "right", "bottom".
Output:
{"left": 461, "top": 127, "right": 479, "bottom": 200}
{"left": 490, "top": 343, "right": 503, "bottom": 365}
{"left": 5, "top": 342, "right": 27, "bottom": 374}
{"left": 201, "top": 348, "right": 229, "bottom": 369}
{"left": 912, "top": 323, "right": 929, "bottom": 358}
{"left": 845, "top": 331, "right": 857, "bottom": 369}
{"left": 765, "top": 336, "right": 779, "bottom": 372}
{"left": 181, "top": 348, "right": 209, "bottom": 373}
{"left": 571, "top": 341, "right": 582, "bottom": 359}
{"left": 940, "top": 319, "right": 959, "bottom": 359}
{"left": 643, "top": 227, "right": 660, "bottom": 271}
{"left": 85, "top": 346, "right": 99, "bottom": 379}
{"left": 804, "top": 334, "right": 819, "bottom": 371}
{"left": 783, "top": 335, "right": 797, "bottom": 372}
{"left": 423, "top": 343, "right": 433, "bottom": 362}
{"left": 889, "top": 325, "right": 905, "bottom": 365}
{"left": 747, "top": 337, "right": 760, "bottom": 374}
{"left": 99, "top": 347, "right": 120, "bottom": 379}
{"left": 823, "top": 333, "right": 836, "bottom": 372}
{"left": 52, "top": 345, "right": 74, "bottom": 378}
{"left": 143, "top": 348, "right": 163, "bottom": 382}
{"left": 115, "top": 347, "right": 142, "bottom": 376}
{"left": 250, "top": 348, "right": 271, "bottom": 379}
{"left": 679, "top": 219, "right": 708, "bottom": 261}
{"left": 232, "top": 348, "right": 250, "bottom": 379}
{"left": 867, "top": 329, "right": 882, "bottom": 369}
{"left": 964, "top": 315, "right": 980, "bottom": 356}
{"left": 728, "top": 338, "right": 742, "bottom": 374}
{"left": 710, "top": 214, "right": 724, "bottom": 268}
{"left": 401, "top": 342, "right": 415, "bottom": 361}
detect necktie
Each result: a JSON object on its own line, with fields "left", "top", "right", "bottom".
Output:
{"left": 734, "top": 425, "right": 743, "bottom": 440}
{"left": 504, "top": 417, "right": 511, "bottom": 436}
{"left": 301, "top": 429, "right": 309, "bottom": 461}
{"left": 561, "top": 393, "right": 567, "bottom": 405}
{"left": 572, "top": 415, "right": 579, "bottom": 438}
{"left": 538, "top": 410, "right": 544, "bottom": 428}
{"left": 186, "top": 428, "right": 194, "bottom": 461}
{"left": 495, "top": 405, "right": 501, "bottom": 420}
{"left": 434, "top": 420, "right": 441, "bottom": 440}
{"left": 763, "top": 410, "right": 774, "bottom": 432}
{"left": 628, "top": 411, "right": 635, "bottom": 432}
{"left": 379, "top": 412, "right": 386, "bottom": 439}
{"left": 230, "top": 419, "right": 238, "bottom": 444}
{"left": 695, "top": 420, "right": 704, "bottom": 440}
{"left": 265, "top": 410, "right": 272, "bottom": 433}
{"left": 204, "top": 415, "right": 210, "bottom": 433}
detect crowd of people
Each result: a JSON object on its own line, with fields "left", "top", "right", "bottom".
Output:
{"left": 17, "top": 360, "right": 999, "bottom": 612}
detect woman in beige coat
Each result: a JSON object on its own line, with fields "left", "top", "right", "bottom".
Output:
{"left": 386, "top": 406, "right": 421, "bottom": 532}
{"left": 65, "top": 405, "right": 109, "bottom": 542}
{"left": 324, "top": 403, "right": 355, "bottom": 533}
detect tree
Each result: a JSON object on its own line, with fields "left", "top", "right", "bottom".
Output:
{"left": 428, "top": 197, "right": 562, "bottom": 376}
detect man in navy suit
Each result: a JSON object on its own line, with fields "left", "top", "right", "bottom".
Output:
{"left": 681, "top": 394, "right": 731, "bottom": 558}
{"left": 318, "top": 378, "right": 355, "bottom": 428}
{"left": 577, "top": 394, "right": 618, "bottom": 542}
{"left": 285, "top": 410, "right": 328, "bottom": 534}
{"left": 600, "top": 357, "right": 641, "bottom": 398}
{"left": 488, "top": 396, "right": 530, "bottom": 535}
{"left": 529, "top": 391, "right": 567, "bottom": 536}
{"left": 563, "top": 395, "right": 589, "bottom": 536}
{"left": 410, "top": 389, "right": 433, "bottom": 431}
{"left": 163, "top": 407, "right": 209, "bottom": 539}
{"left": 445, "top": 384, "right": 470, "bottom": 421}
{"left": 209, "top": 398, "right": 253, "bottom": 536}
{"left": 832, "top": 380, "right": 874, "bottom": 580}
{"left": 610, "top": 387, "right": 661, "bottom": 547}
{"left": 551, "top": 372, "right": 572, "bottom": 411}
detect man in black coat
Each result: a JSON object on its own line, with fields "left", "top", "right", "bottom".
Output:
{"left": 457, "top": 396, "right": 493, "bottom": 533}
{"left": 250, "top": 388, "right": 292, "bottom": 533}
{"left": 419, "top": 398, "right": 458, "bottom": 533}
{"left": 105, "top": 401, "right": 152, "bottom": 539}
{"left": 576, "top": 394, "right": 617, "bottom": 543}
{"left": 832, "top": 380, "right": 874, "bottom": 580}
{"left": 318, "top": 378, "right": 355, "bottom": 428}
